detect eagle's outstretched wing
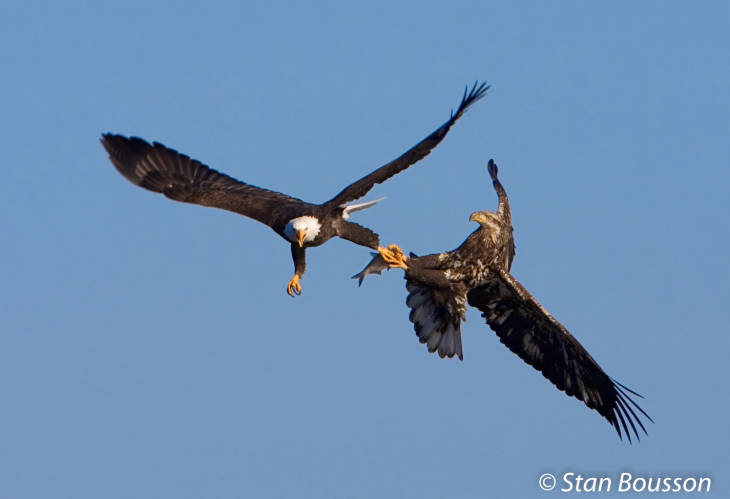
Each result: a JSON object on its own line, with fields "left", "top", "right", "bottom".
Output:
{"left": 325, "top": 81, "right": 489, "bottom": 207}
{"left": 101, "top": 134, "right": 308, "bottom": 227}
{"left": 466, "top": 267, "right": 652, "bottom": 442}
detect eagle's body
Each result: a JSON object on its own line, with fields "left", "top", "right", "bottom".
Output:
{"left": 354, "top": 160, "right": 651, "bottom": 442}
{"left": 401, "top": 214, "right": 513, "bottom": 360}
{"left": 102, "top": 82, "right": 489, "bottom": 295}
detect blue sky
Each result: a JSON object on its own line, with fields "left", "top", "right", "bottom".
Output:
{"left": 1, "top": 1, "right": 728, "bottom": 497}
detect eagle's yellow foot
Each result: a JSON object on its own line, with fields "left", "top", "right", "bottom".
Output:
{"left": 286, "top": 274, "right": 302, "bottom": 297}
{"left": 378, "top": 244, "right": 408, "bottom": 270}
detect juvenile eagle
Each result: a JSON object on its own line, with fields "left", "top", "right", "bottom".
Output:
{"left": 354, "top": 160, "right": 652, "bottom": 441}
{"left": 102, "top": 82, "right": 488, "bottom": 296}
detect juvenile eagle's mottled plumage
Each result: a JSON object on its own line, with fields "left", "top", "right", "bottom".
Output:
{"left": 354, "top": 160, "right": 652, "bottom": 442}
{"left": 102, "top": 82, "right": 489, "bottom": 295}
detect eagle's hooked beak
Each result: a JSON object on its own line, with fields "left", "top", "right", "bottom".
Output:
{"left": 296, "top": 228, "right": 307, "bottom": 247}
{"left": 469, "top": 212, "right": 485, "bottom": 224}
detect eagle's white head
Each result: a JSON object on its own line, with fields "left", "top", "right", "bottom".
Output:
{"left": 284, "top": 216, "right": 321, "bottom": 247}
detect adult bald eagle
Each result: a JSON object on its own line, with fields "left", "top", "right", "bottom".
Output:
{"left": 354, "top": 160, "right": 652, "bottom": 441}
{"left": 101, "top": 81, "right": 488, "bottom": 296}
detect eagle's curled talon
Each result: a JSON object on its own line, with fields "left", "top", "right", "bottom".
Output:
{"left": 378, "top": 244, "right": 408, "bottom": 270}
{"left": 286, "top": 274, "right": 302, "bottom": 297}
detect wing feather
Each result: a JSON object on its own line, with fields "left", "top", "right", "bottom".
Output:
{"left": 325, "top": 81, "right": 489, "bottom": 207}
{"left": 406, "top": 281, "right": 466, "bottom": 360}
{"left": 466, "top": 268, "right": 651, "bottom": 442}
{"left": 101, "top": 134, "right": 308, "bottom": 227}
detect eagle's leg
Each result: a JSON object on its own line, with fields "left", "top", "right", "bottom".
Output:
{"left": 287, "top": 245, "right": 306, "bottom": 297}
{"left": 377, "top": 244, "right": 408, "bottom": 270}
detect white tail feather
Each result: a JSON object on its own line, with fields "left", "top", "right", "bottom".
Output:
{"left": 341, "top": 197, "right": 386, "bottom": 219}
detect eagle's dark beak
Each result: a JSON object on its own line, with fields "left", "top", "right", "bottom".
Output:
{"left": 297, "top": 229, "right": 306, "bottom": 247}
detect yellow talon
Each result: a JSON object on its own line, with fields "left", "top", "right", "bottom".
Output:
{"left": 287, "top": 274, "right": 302, "bottom": 297}
{"left": 378, "top": 244, "right": 408, "bottom": 270}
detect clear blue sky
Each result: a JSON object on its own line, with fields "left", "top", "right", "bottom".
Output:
{"left": 1, "top": 1, "right": 728, "bottom": 497}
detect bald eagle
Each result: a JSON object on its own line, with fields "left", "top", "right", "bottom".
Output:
{"left": 102, "top": 82, "right": 488, "bottom": 296}
{"left": 354, "top": 160, "right": 652, "bottom": 442}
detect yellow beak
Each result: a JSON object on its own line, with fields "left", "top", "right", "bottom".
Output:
{"left": 469, "top": 212, "right": 484, "bottom": 224}
{"left": 297, "top": 229, "right": 306, "bottom": 247}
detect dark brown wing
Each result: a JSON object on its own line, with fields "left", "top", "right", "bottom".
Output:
{"left": 487, "top": 159, "right": 515, "bottom": 270}
{"left": 406, "top": 280, "right": 466, "bottom": 360}
{"left": 324, "top": 81, "right": 489, "bottom": 207}
{"left": 101, "top": 134, "right": 309, "bottom": 227}
{"left": 467, "top": 268, "right": 652, "bottom": 442}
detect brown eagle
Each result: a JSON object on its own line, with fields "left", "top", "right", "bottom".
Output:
{"left": 354, "top": 160, "right": 652, "bottom": 442}
{"left": 101, "top": 82, "right": 488, "bottom": 296}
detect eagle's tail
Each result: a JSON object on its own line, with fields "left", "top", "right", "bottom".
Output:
{"left": 341, "top": 197, "right": 386, "bottom": 219}
{"left": 351, "top": 252, "right": 389, "bottom": 286}
{"left": 406, "top": 282, "right": 465, "bottom": 360}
